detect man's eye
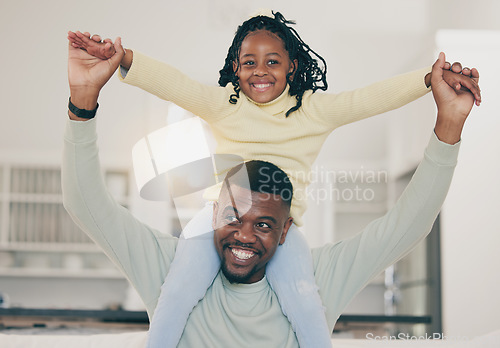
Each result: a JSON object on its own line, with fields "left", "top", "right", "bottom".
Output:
{"left": 256, "top": 222, "right": 270, "bottom": 229}
{"left": 226, "top": 215, "right": 239, "bottom": 223}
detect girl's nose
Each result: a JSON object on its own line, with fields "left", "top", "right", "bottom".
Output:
{"left": 253, "top": 64, "right": 267, "bottom": 76}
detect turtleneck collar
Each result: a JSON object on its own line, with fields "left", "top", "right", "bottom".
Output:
{"left": 220, "top": 271, "right": 269, "bottom": 294}
{"left": 245, "top": 85, "right": 292, "bottom": 116}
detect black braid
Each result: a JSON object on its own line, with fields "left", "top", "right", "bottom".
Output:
{"left": 218, "top": 11, "right": 328, "bottom": 117}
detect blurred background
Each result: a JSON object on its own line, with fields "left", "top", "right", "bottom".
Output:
{"left": 0, "top": 0, "right": 498, "bottom": 339}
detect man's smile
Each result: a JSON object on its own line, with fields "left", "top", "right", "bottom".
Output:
{"left": 230, "top": 247, "right": 257, "bottom": 261}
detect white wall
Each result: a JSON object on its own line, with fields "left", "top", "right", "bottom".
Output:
{"left": 428, "top": 0, "right": 500, "bottom": 337}
{"left": 438, "top": 30, "right": 500, "bottom": 338}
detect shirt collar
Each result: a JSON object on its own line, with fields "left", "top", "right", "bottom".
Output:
{"left": 220, "top": 271, "right": 269, "bottom": 294}
{"left": 245, "top": 85, "right": 293, "bottom": 116}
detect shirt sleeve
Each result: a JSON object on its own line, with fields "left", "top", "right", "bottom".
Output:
{"left": 118, "top": 51, "right": 237, "bottom": 123}
{"left": 306, "top": 67, "right": 432, "bottom": 130}
{"left": 61, "top": 118, "right": 176, "bottom": 317}
{"left": 312, "top": 131, "right": 460, "bottom": 329}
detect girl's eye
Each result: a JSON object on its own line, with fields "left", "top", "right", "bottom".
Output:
{"left": 242, "top": 61, "right": 255, "bottom": 66}
{"left": 268, "top": 60, "right": 279, "bottom": 65}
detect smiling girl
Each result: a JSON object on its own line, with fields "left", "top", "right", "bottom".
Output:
{"left": 68, "top": 10, "right": 480, "bottom": 348}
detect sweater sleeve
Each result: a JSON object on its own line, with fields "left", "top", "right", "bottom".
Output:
{"left": 61, "top": 118, "right": 176, "bottom": 318}
{"left": 118, "top": 51, "right": 236, "bottom": 123}
{"left": 312, "top": 131, "right": 460, "bottom": 329}
{"left": 306, "top": 67, "right": 431, "bottom": 129}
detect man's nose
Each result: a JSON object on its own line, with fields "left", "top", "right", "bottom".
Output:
{"left": 234, "top": 223, "right": 256, "bottom": 243}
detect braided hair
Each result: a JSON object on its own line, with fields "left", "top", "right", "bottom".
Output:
{"left": 218, "top": 11, "right": 328, "bottom": 117}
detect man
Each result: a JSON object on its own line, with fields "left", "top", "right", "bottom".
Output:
{"left": 62, "top": 37, "right": 478, "bottom": 347}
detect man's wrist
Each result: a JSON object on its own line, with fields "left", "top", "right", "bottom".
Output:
{"left": 68, "top": 97, "right": 99, "bottom": 119}
{"left": 68, "top": 93, "right": 99, "bottom": 121}
{"left": 69, "top": 88, "right": 99, "bottom": 109}
{"left": 434, "top": 113, "right": 465, "bottom": 145}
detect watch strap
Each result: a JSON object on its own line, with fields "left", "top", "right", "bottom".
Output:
{"left": 68, "top": 97, "right": 99, "bottom": 119}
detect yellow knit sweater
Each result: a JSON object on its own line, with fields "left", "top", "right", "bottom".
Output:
{"left": 120, "top": 51, "right": 431, "bottom": 225}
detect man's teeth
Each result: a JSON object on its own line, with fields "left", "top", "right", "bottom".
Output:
{"left": 231, "top": 248, "right": 255, "bottom": 260}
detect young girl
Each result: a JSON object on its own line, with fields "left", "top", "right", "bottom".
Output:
{"left": 69, "top": 10, "right": 479, "bottom": 348}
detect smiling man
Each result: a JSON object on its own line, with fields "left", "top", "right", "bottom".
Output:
{"left": 213, "top": 161, "right": 293, "bottom": 284}
{"left": 62, "top": 35, "right": 479, "bottom": 348}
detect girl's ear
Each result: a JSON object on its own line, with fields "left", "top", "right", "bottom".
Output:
{"left": 233, "top": 61, "right": 239, "bottom": 75}
{"left": 289, "top": 59, "right": 298, "bottom": 80}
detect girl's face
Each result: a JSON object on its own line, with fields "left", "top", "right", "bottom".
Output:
{"left": 233, "top": 30, "right": 297, "bottom": 104}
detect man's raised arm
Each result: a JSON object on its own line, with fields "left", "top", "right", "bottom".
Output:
{"left": 431, "top": 52, "right": 477, "bottom": 145}
{"left": 313, "top": 52, "right": 479, "bottom": 329}
{"left": 62, "top": 38, "right": 175, "bottom": 317}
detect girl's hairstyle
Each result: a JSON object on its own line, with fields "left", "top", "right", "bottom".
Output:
{"left": 218, "top": 11, "right": 328, "bottom": 117}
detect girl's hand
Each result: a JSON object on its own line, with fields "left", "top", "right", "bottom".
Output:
{"left": 68, "top": 31, "right": 133, "bottom": 69}
{"left": 68, "top": 31, "right": 116, "bottom": 60}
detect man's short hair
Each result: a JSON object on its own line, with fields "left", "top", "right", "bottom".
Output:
{"left": 223, "top": 160, "right": 293, "bottom": 208}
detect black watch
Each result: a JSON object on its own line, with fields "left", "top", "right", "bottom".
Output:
{"left": 68, "top": 97, "right": 99, "bottom": 119}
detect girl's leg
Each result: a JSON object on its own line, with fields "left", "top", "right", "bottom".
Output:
{"left": 266, "top": 224, "right": 332, "bottom": 348}
{"left": 146, "top": 203, "right": 219, "bottom": 348}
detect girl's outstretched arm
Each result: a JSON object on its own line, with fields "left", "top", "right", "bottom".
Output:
{"left": 68, "top": 31, "right": 133, "bottom": 69}
{"left": 308, "top": 59, "right": 480, "bottom": 129}
{"left": 67, "top": 31, "right": 231, "bottom": 122}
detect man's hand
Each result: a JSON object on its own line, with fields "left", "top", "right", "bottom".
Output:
{"left": 68, "top": 35, "right": 125, "bottom": 119}
{"left": 68, "top": 31, "right": 116, "bottom": 60}
{"left": 68, "top": 31, "right": 133, "bottom": 70}
{"left": 425, "top": 62, "right": 481, "bottom": 106}
{"left": 432, "top": 52, "right": 478, "bottom": 144}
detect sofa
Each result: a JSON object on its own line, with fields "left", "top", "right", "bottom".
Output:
{"left": 1, "top": 329, "right": 499, "bottom": 348}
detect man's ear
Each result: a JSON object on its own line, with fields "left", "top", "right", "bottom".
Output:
{"left": 212, "top": 202, "right": 219, "bottom": 231}
{"left": 279, "top": 216, "right": 293, "bottom": 245}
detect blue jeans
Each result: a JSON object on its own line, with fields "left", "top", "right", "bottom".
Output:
{"left": 146, "top": 203, "right": 332, "bottom": 348}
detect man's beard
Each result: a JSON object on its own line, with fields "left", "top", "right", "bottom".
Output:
{"left": 220, "top": 258, "right": 258, "bottom": 284}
